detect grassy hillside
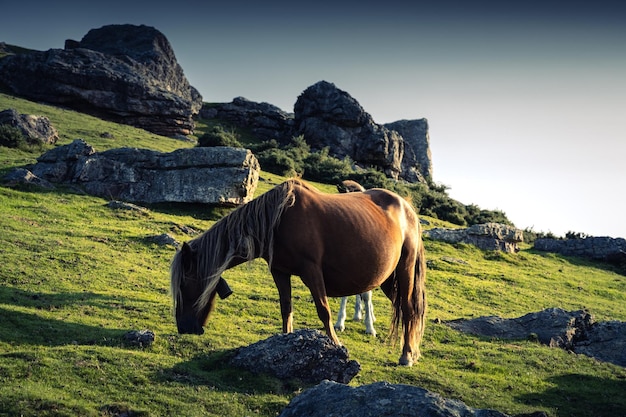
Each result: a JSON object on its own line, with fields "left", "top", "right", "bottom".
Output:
{"left": 1, "top": 95, "right": 625, "bottom": 417}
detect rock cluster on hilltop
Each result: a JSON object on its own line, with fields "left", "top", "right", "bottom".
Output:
{"left": 425, "top": 223, "right": 524, "bottom": 253}
{"left": 0, "top": 24, "right": 202, "bottom": 137}
{"left": 534, "top": 236, "right": 626, "bottom": 268}
{"left": 2, "top": 139, "right": 259, "bottom": 205}
{"left": 202, "top": 81, "right": 433, "bottom": 183}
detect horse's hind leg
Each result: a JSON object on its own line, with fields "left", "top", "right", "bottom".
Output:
{"left": 271, "top": 269, "right": 293, "bottom": 334}
{"left": 301, "top": 269, "right": 341, "bottom": 345}
{"left": 353, "top": 294, "right": 363, "bottom": 321}
{"left": 334, "top": 297, "right": 349, "bottom": 332}
{"left": 361, "top": 291, "right": 376, "bottom": 337}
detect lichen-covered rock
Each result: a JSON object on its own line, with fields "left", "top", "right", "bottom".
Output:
{"left": 279, "top": 380, "right": 510, "bottom": 417}
{"left": 230, "top": 329, "right": 360, "bottom": 384}
{"left": 11, "top": 139, "right": 259, "bottom": 205}
{"left": 425, "top": 223, "right": 524, "bottom": 253}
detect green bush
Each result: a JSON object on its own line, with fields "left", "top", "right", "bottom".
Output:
{"left": 0, "top": 124, "right": 26, "bottom": 148}
{"left": 256, "top": 148, "right": 300, "bottom": 177}
{"left": 197, "top": 125, "right": 242, "bottom": 148}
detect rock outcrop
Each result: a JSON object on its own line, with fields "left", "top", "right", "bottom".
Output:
{"left": 0, "top": 108, "right": 58, "bottom": 145}
{"left": 534, "top": 237, "right": 626, "bottom": 265}
{"left": 279, "top": 380, "right": 510, "bottom": 417}
{"left": 230, "top": 329, "right": 360, "bottom": 384}
{"left": 0, "top": 24, "right": 202, "bottom": 137}
{"left": 294, "top": 81, "right": 405, "bottom": 180}
{"left": 385, "top": 118, "right": 432, "bottom": 182}
{"left": 425, "top": 223, "right": 524, "bottom": 253}
{"left": 446, "top": 308, "right": 626, "bottom": 367}
{"left": 3, "top": 139, "right": 259, "bottom": 205}
{"left": 200, "top": 97, "right": 294, "bottom": 143}
{"left": 205, "top": 82, "right": 433, "bottom": 183}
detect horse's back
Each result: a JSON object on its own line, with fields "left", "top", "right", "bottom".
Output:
{"left": 271, "top": 181, "right": 419, "bottom": 296}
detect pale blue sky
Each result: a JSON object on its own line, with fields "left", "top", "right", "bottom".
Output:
{"left": 2, "top": 1, "right": 625, "bottom": 238}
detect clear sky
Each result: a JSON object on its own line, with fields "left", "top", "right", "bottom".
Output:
{"left": 2, "top": 1, "right": 625, "bottom": 238}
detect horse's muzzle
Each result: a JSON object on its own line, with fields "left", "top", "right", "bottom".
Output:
{"left": 176, "top": 315, "right": 204, "bottom": 335}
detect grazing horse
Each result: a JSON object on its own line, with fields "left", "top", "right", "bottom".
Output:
{"left": 334, "top": 180, "right": 377, "bottom": 336}
{"left": 170, "top": 179, "right": 426, "bottom": 366}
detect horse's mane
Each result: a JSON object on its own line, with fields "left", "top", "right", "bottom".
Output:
{"left": 171, "top": 179, "right": 301, "bottom": 312}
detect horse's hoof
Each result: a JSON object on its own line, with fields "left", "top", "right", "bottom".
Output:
{"left": 334, "top": 324, "right": 345, "bottom": 332}
{"left": 399, "top": 357, "right": 413, "bottom": 367}
{"left": 399, "top": 355, "right": 414, "bottom": 367}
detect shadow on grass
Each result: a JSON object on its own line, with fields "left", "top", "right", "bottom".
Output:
{"left": 517, "top": 373, "right": 626, "bottom": 417}
{"left": 0, "top": 287, "right": 129, "bottom": 347}
{"left": 165, "top": 350, "right": 306, "bottom": 396}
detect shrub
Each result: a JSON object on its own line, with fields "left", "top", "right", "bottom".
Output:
{"left": 0, "top": 124, "right": 27, "bottom": 149}
{"left": 197, "top": 125, "right": 242, "bottom": 148}
{"left": 256, "top": 148, "right": 300, "bottom": 177}
{"left": 303, "top": 148, "right": 353, "bottom": 184}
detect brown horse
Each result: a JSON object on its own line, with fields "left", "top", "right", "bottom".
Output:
{"left": 170, "top": 179, "right": 427, "bottom": 366}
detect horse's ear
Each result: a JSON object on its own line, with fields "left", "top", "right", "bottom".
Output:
{"left": 181, "top": 242, "right": 195, "bottom": 272}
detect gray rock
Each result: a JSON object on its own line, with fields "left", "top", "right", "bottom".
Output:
{"left": 573, "top": 320, "right": 626, "bottom": 367}
{"left": 279, "top": 380, "right": 509, "bottom": 417}
{"left": 21, "top": 139, "right": 260, "bottom": 205}
{"left": 1, "top": 168, "right": 54, "bottom": 189}
{"left": 425, "top": 223, "right": 523, "bottom": 253}
{"left": 386, "top": 118, "right": 432, "bottom": 182}
{"left": 147, "top": 233, "right": 179, "bottom": 247}
{"left": 123, "top": 329, "right": 155, "bottom": 347}
{"left": 534, "top": 237, "right": 626, "bottom": 262}
{"left": 230, "top": 329, "right": 361, "bottom": 384}
{"left": 446, "top": 308, "right": 593, "bottom": 349}
{"left": 447, "top": 308, "right": 626, "bottom": 367}
{"left": 0, "top": 25, "right": 201, "bottom": 137}
{"left": 200, "top": 97, "right": 294, "bottom": 143}
{"left": 0, "top": 108, "right": 58, "bottom": 145}
{"left": 294, "top": 81, "right": 405, "bottom": 180}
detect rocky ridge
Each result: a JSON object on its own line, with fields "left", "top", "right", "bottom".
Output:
{"left": 0, "top": 24, "right": 201, "bottom": 137}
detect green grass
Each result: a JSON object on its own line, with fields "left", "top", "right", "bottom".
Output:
{"left": 1, "top": 95, "right": 625, "bottom": 416}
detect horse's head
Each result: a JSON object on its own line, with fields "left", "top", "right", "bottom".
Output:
{"left": 171, "top": 242, "right": 232, "bottom": 335}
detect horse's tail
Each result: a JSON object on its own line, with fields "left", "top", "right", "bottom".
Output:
{"left": 389, "top": 232, "right": 427, "bottom": 359}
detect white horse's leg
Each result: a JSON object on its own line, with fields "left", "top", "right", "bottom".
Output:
{"left": 353, "top": 294, "right": 364, "bottom": 321}
{"left": 361, "top": 291, "right": 376, "bottom": 337}
{"left": 334, "top": 296, "right": 349, "bottom": 331}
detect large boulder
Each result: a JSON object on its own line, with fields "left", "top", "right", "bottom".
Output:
{"left": 0, "top": 108, "right": 58, "bottom": 145}
{"left": 279, "top": 380, "right": 510, "bottom": 417}
{"left": 425, "top": 223, "right": 524, "bottom": 253}
{"left": 294, "top": 81, "right": 405, "bottom": 179}
{"left": 9, "top": 139, "right": 259, "bottom": 205}
{"left": 0, "top": 24, "right": 202, "bottom": 137}
{"left": 230, "top": 329, "right": 360, "bottom": 384}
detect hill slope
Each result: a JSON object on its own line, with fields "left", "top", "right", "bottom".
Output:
{"left": 0, "top": 94, "right": 625, "bottom": 417}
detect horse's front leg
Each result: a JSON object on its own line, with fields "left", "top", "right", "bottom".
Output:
{"left": 271, "top": 269, "right": 293, "bottom": 334}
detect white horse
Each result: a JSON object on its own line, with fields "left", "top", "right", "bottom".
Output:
{"left": 333, "top": 180, "right": 377, "bottom": 336}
